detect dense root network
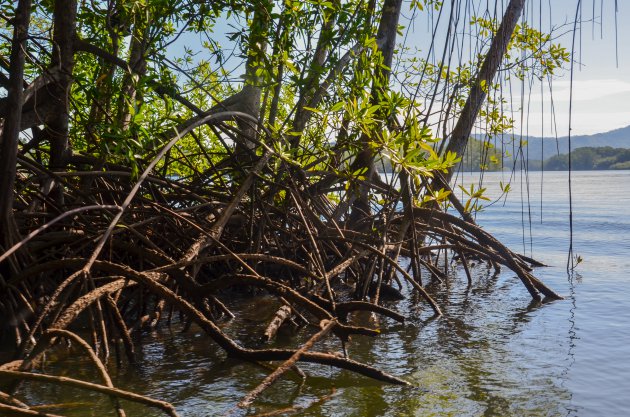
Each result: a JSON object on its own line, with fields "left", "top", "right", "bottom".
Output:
{"left": 0, "top": 113, "right": 561, "bottom": 415}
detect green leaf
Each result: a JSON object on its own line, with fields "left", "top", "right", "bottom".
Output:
{"left": 303, "top": 106, "right": 322, "bottom": 114}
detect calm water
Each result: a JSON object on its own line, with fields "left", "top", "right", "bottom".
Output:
{"left": 5, "top": 171, "right": 630, "bottom": 416}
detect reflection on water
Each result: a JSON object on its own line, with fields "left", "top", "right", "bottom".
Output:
{"left": 3, "top": 171, "right": 630, "bottom": 416}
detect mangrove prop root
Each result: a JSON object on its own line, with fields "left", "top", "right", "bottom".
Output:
{"left": 44, "top": 329, "right": 126, "bottom": 417}
{"left": 1, "top": 114, "right": 562, "bottom": 412}
{"left": 0, "top": 370, "right": 179, "bottom": 417}
{"left": 263, "top": 305, "right": 293, "bottom": 342}
{"left": 237, "top": 319, "right": 338, "bottom": 410}
{"left": 104, "top": 294, "right": 136, "bottom": 363}
{"left": 0, "top": 403, "right": 65, "bottom": 417}
{"left": 0, "top": 390, "right": 29, "bottom": 409}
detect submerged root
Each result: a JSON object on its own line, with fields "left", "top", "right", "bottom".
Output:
{"left": 0, "top": 116, "right": 561, "bottom": 413}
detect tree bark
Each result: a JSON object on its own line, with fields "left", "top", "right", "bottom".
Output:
{"left": 0, "top": 0, "right": 31, "bottom": 239}
{"left": 349, "top": 0, "right": 403, "bottom": 224}
{"left": 292, "top": 12, "right": 337, "bottom": 135}
{"left": 47, "top": 0, "right": 77, "bottom": 174}
{"left": 117, "top": 16, "right": 148, "bottom": 132}
{"left": 443, "top": 0, "right": 525, "bottom": 182}
{"left": 230, "top": 0, "right": 271, "bottom": 161}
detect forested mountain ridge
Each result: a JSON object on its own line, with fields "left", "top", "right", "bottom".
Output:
{"left": 452, "top": 126, "right": 630, "bottom": 171}
{"left": 542, "top": 146, "right": 630, "bottom": 170}
{"left": 484, "top": 124, "right": 630, "bottom": 161}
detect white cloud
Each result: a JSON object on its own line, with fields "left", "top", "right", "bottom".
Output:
{"left": 542, "top": 79, "right": 630, "bottom": 103}
{"left": 514, "top": 110, "right": 630, "bottom": 136}
{"left": 516, "top": 79, "right": 630, "bottom": 104}
{"left": 511, "top": 78, "right": 630, "bottom": 135}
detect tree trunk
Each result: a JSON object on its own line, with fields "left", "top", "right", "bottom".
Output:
{"left": 0, "top": 0, "right": 31, "bottom": 240}
{"left": 349, "top": 0, "right": 403, "bottom": 224}
{"left": 38, "top": 0, "right": 78, "bottom": 209}
{"left": 232, "top": 0, "right": 272, "bottom": 160}
{"left": 48, "top": 0, "right": 77, "bottom": 173}
{"left": 442, "top": 0, "right": 525, "bottom": 182}
{"left": 117, "top": 17, "right": 148, "bottom": 132}
{"left": 292, "top": 12, "right": 337, "bottom": 136}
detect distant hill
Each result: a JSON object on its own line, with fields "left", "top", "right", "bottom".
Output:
{"left": 377, "top": 125, "right": 630, "bottom": 173}
{"left": 542, "top": 146, "right": 630, "bottom": 170}
{"left": 502, "top": 124, "right": 630, "bottom": 161}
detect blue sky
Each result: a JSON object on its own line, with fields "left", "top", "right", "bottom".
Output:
{"left": 521, "top": 0, "right": 630, "bottom": 136}
{"left": 399, "top": 0, "right": 630, "bottom": 136}
{"left": 170, "top": 1, "right": 629, "bottom": 137}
